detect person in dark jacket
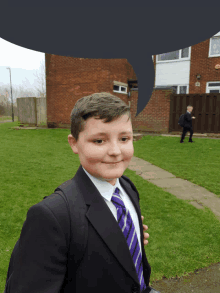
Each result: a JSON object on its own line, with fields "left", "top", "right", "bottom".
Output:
{"left": 180, "top": 105, "right": 196, "bottom": 143}
{"left": 5, "top": 92, "right": 160, "bottom": 293}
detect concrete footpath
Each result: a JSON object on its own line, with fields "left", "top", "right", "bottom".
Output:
{"left": 128, "top": 156, "right": 220, "bottom": 221}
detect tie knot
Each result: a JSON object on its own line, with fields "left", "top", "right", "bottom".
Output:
{"left": 111, "top": 187, "right": 125, "bottom": 209}
{"left": 114, "top": 187, "right": 120, "bottom": 195}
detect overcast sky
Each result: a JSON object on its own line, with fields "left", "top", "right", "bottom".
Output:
{"left": 0, "top": 37, "right": 45, "bottom": 89}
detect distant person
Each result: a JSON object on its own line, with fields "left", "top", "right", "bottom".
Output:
{"left": 180, "top": 105, "right": 196, "bottom": 143}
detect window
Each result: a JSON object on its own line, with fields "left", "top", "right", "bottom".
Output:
{"left": 113, "top": 81, "right": 128, "bottom": 94}
{"left": 172, "top": 85, "right": 188, "bottom": 94}
{"left": 206, "top": 82, "right": 220, "bottom": 93}
{"left": 209, "top": 32, "right": 220, "bottom": 57}
{"left": 157, "top": 47, "right": 190, "bottom": 62}
{"left": 155, "top": 85, "right": 188, "bottom": 94}
{"left": 113, "top": 85, "right": 127, "bottom": 93}
{"left": 172, "top": 86, "right": 178, "bottom": 93}
{"left": 179, "top": 86, "right": 187, "bottom": 94}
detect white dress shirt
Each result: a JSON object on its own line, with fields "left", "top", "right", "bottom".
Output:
{"left": 82, "top": 167, "right": 142, "bottom": 254}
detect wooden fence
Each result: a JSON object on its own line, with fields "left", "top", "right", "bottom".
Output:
{"left": 169, "top": 93, "right": 220, "bottom": 133}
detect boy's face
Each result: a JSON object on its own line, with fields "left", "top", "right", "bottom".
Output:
{"left": 68, "top": 114, "right": 134, "bottom": 186}
{"left": 188, "top": 107, "right": 193, "bottom": 112}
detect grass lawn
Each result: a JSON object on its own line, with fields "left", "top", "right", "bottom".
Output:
{"left": 134, "top": 135, "right": 220, "bottom": 197}
{"left": 0, "top": 121, "right": 220, "bottom": 290}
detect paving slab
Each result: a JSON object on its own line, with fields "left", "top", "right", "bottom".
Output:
{"left": 199, "top": 197, "right": 220, "bottom": 220}
{"left": 163, "top": 185, "right": 212, "bottom": 200}
{"left": 129, "top": 164, "right": 169, "bottom": 174}
{"left": 10, "top": 126, "right": 46, "bottom": 130}
{"left": 188, "top": 200, "right": 204, "bottom": 209}
{"left": 139, "top": 170, "right": 176, "bottom": 180}
{"left": 129, "top": 156, "right": 152, "bottom": 165}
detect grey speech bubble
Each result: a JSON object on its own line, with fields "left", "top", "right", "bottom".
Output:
{"left": 0, "top": 7, "right": 219, "bottom": 116}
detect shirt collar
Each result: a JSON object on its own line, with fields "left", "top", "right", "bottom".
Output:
{"left": 82, "top": 166, "right": 123, "bottom": 202}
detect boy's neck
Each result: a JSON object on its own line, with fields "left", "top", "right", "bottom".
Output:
{"left": 82, "top": 166, "right": 118, "bottom": 186}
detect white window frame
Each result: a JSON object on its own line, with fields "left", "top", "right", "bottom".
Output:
{"left": 171, "top": 85, "right": 189, "bottom": 94}
{"left": 179, "top": 85, "right": 189, "bottom": 94}
{"left": 206, "top": 81, "right": 220, "bottom": 93}
{"left": 155, "top": 85, "right": 189, "bottom": 94}
{"left": 156, "top": 47, "right": 191, "bottom": 63}
{"left": 113, "top": 81, "right": 128, "bottom": 94}
{"left": 208, "top": 32, "right": 220, "bottom": 57}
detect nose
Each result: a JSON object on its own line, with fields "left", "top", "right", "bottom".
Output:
{"left": 107, "top": 141, "right": 122, "bottom": 156}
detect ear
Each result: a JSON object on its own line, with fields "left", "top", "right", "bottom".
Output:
{"left": 68, "top": 134, "right": 79, "bottom": 154}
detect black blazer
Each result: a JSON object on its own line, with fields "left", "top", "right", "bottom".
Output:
{"left": 184, "top": 111, "right": 193, "bottom": 128}
{"left": 6, "top": 165, "right": 152, "bottom": 293}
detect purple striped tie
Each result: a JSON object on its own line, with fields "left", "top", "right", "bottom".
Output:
{"left": 111, "top": 187, "right": 146, "bottom": 292}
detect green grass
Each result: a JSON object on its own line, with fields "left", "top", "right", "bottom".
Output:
{"left": 0, "top": 121, "right": 220, "bottom": 290}
{"left": 133, "top": 135, "right": 220, "bottom": 197}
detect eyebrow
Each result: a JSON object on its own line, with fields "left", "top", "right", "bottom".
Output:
{"left": 90, "top": 131, "right": 133, "bottom": 136}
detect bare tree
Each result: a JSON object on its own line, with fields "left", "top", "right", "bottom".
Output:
{"left": 0, "top": 84, "right": 37, "bottom": 102}
{"left": 0, "top": 84, "right": 37, "bottom": 117}
{"left": 33, "top": 58, "right": 46, "bottom": 98}
{"left": 0, "top": 85, "right": 15, "bottom": 116}
{"left": 0, "top": 58, "right": 46, "bottom": 118}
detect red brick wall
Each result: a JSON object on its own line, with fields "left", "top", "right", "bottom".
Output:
{"left": 46, "top": 54, "right": 136, "bottom": 127}
{"left": 189, "top": 39, "right": 220, "bottom": 93}
{"left": 129, "top": 89, "right": 172, "bottom": 133}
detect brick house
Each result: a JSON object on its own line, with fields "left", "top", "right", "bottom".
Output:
{"left": 46, "top": 54, "right": 136, "bottom": 128}
{"left": 153, "top": 31, "right": 220, "bottom": 94}
{"left": 46, "top": 53, "right": 174, "bottom": 133}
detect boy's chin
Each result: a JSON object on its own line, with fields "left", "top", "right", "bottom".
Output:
{"left": 102, "top": 168, "right": 126, "bottom": 180}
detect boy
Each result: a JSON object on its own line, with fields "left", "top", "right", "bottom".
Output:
{"left": 5, "top": 92, "right": 159, "bottom": 293}
{"left": 180, "top": 105, "right": 196, "bottom": 143}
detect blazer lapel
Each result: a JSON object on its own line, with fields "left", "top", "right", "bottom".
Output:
{"left": 73, "top": 165, "right": 139, "bottom": 284}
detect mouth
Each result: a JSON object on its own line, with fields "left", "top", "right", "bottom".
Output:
{"left": 105, "top": 161, "right": 122, "bottom": 164}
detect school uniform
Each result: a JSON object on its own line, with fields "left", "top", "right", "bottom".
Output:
{"left": 5, "top": 165, "right": 154, "bottom": 293}
{"left": 180, "top": 111, "right": 194, "bottom": 142}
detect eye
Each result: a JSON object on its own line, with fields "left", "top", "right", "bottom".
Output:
{"left": 121, "top": 137, "right": 130, "bottom": 142}
{"left": 93, "top": 137, "right": 130, "bottom": 144}
{"left": 93, "top": 139, "right": 104, "bottom": 144}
